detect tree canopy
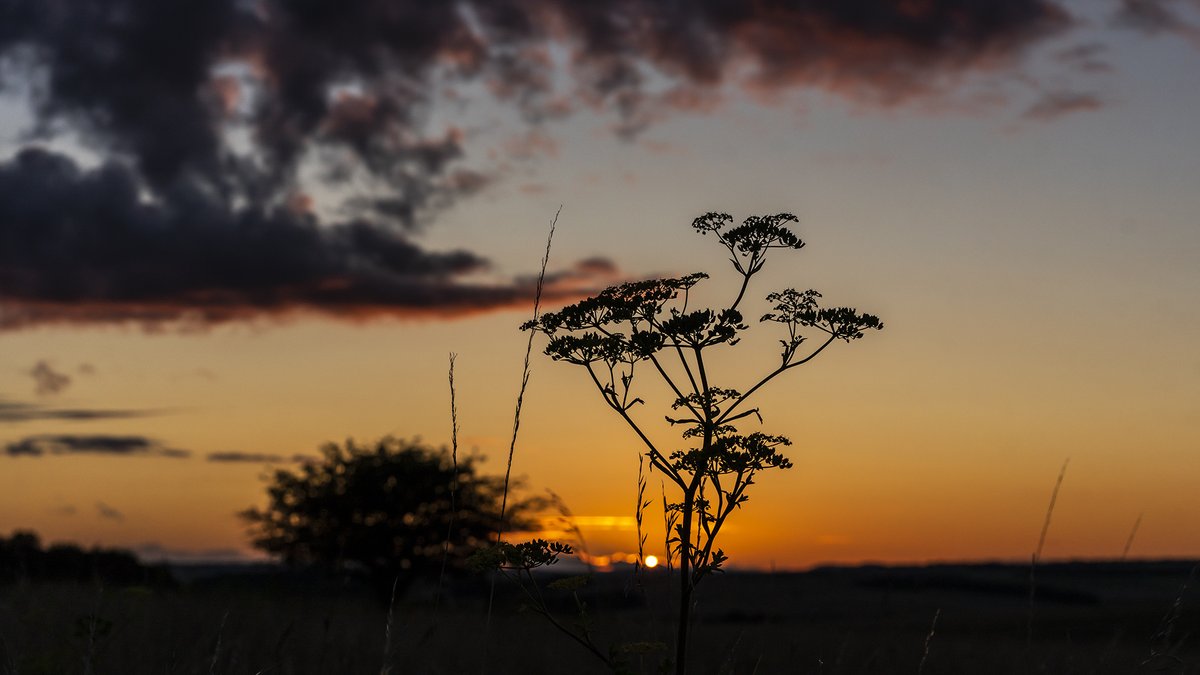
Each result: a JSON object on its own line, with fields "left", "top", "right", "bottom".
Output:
{"left": 241, "top": 437, "right": 536, "bottom": 589}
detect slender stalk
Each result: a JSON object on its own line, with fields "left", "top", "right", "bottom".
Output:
{"left": 483, "top": 207, "right": 558, "bottom": 674}
{"left": 1121, "top": 512, "right": 1143, "bottom": 561}
{"left": 917, "top": 608, "right": 940, "bottom": 675}
{"left": 728, "top": 270, "right": 753, "bottom": 313}
{"left": 209, "top": 610, "right": 229, "bottom": 675}
{"left": 1027, "top": 458, "right": 1069, "bottom": 671}
{"left": 380, "top": 577, "right": 399, "bottom": 675}
{"left": 675, "top": 484, "right": 695, "bottom": 675}
{"left": 496, "top": 208, "right": 558, "bottom": 537}
{"left": 435, "top": 353, "right": 460, "bottom": 611}
{"left": 635, "top": 454, "right": 649, "bottom": 584}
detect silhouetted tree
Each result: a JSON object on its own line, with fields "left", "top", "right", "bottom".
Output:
{"left": 0, "top": 530, "right": 171, "bottom": 586}
{"left": 241, "top": 437, "right": 536, "bottom": 591}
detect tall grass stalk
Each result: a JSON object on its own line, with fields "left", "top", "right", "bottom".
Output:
{"left": 634, "top": 454, "right": 650, "bottom": 585}
{"left": 1140, "top": 561, "right": 1199, "bottom": 670}
{"left": 482, "top": 207, "right": 559, "bottom": 672}
{"left": 435, "top": 353, "right": 460, "bottom": 611}
{"left": 209, "top": 610, "right": 229, "bottom": 675}
{"left": 496, "top": 207, "right": 559, "bottom": 539}
{"left": 918, "top": 608, "right": 940, "bottom": 675}
{"left": 380, "top": 577, "right": 399, "bottom": 675}
{"left": 662, "top": 482, "right": 678, "bottom": 573}
{"left": 1027, "top": 457, "right": 1069, "bottom": 670}
{"left": 1122, "top": 512, "right": 1143, "bottom": 561}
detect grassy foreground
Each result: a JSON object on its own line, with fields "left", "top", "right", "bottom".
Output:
{"left": 2, "top": 561, "right": 1198, "bottom": 674}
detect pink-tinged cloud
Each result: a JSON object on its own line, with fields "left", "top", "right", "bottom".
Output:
{"left": 0, "top": 149, "right": 614, "bottom": 331}
{"left": 0, "top": 0, "right": 1076, "bottom": 331}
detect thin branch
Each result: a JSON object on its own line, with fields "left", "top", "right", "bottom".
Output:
{"left": 584, "top": 364, "right": 686, "bottom": 488}
{"left": 717, "top": 335, "right": 836, "bottom": 425}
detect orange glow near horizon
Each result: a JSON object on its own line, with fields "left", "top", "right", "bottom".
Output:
{"left": 2, "top": 288, "right": 1199, "bottom": 570}
{"left": 4, "top": 29, "right": 1200, "bottom": 570}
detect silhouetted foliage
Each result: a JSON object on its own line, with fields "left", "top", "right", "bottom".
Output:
{"left": 0, "top": 530, "right": 172, "bottom": 586}
{"left": 241, "top": 437, "right": 538, "bottom": 591}
{"left": 505, "top": 211, "right": 883, "bottom": 674}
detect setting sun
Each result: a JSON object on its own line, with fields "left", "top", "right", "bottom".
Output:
{"left": 644, "top": 555, "right": 659, "bottom": 569}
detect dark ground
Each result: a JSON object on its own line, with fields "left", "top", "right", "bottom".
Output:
{"left": 1, "top": 560, "right": 1197, "bottom": 674}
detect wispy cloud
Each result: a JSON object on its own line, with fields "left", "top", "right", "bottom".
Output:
{"left": 3, "top": 434, "right": 190, "bottom": 459}
{"left": 1023, "top": 90, "right": 1104, "bottom": 122}
{"left": 1112, "top": 0, "right": 1200, "bottom": 47}
{"left": 29, "top": 360, "right": 71, "bottom": 396}
{"left": 206, "top": 451, "right": 312, "bottom": 464}
{"left": 0, "top": 397, "right": 155, "bottom": 424}
{"left": 95, "top": 501, "right": 125, "bottom": 522}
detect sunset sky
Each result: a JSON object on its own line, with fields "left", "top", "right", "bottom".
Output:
{"left": 1, "top": 0, "right": 1198, "bottom": 570}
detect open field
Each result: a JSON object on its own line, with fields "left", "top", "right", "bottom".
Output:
{"left": 2, "top": 561, "right": 1197, "bottom": 674}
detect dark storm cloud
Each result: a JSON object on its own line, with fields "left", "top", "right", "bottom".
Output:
{"left": 0, "top": 0, "right": 1073, "bottom": 329}
{"left": 29, "top": 360, "right": 71, "bottom": 396}
{"left": 0, "top": 148, "right": 610, "bottom": 329}
{"left": 3, "top": 434, "right": 190, "bottom": 458}
{"left": 548, "top": 0, "right": 1071, "bottom": 109}
{"left": 0, "top": 397, "right": 152, "bottom": 423}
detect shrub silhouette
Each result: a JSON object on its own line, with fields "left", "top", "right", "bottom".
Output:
{"left": 241, "top": 437, "right": 537, "bottom": 592}
{"left": 510, "top": 212, "right": 883, "bottom": 674}
{"left": 0, "top": 530, "right": 171, "bottom": 586}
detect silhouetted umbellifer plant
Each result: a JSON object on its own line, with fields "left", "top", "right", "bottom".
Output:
{"left": 511, "top": 212, "right": 882, "bottom": 674}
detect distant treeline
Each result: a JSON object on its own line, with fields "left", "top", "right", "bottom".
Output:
{"left": 0, "top": 530, "right": 172, "bottom": 587}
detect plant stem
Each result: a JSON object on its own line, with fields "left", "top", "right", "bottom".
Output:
{"left": 675, "top": 489, "right": 694, "bottom": 675}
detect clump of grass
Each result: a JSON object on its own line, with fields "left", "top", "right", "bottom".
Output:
{"left": 1141, "top": 562, "right": 1199, "bottom": 670}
